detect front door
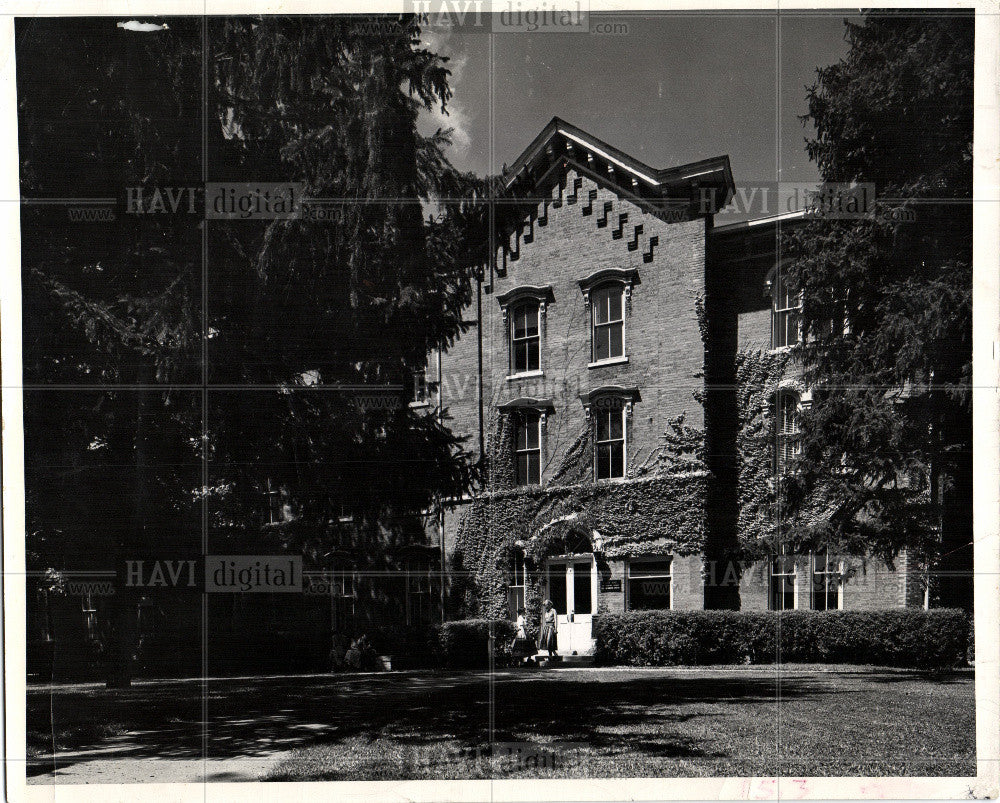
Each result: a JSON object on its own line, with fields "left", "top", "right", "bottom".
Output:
{"left": 546, "top": 557, "right": 597, "bottom": 655}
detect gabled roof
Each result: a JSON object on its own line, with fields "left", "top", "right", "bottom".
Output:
{"left": 501, "top": 117, "right": 736, "bottom": 213}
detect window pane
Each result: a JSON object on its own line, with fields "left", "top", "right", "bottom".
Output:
{"left": 527, "top": 339, "right": 539, "bottom": 371}
{"left": 596, "top": 443, "right": 611, "bottom": 479}
{"left": 524, "top": 417, "right": 539, "bottom": 448}
{"left": 596, "top": 409, "right": 611, "bottom": 441}
{"left": 516, "top": 451, "right": 540, "bottom": 485}
{"left": 609, "top": 408, "right": 623, "bottom": 440}
{"left": 594, "top": 287, "right": 611, "bottom": 324}
{"left": 628, "top": 559, "right": 673, "bottom": 577}
{"left": 513, "top": 342, "right": 527, "bottom": 373}
{"left": 549, "top": 568, "right": 566, "bottom": 615}
{"left": 514, "top": 305, "right": 538, "bottom": 338}
{"left": 770, "top": 574, "right": 795, "bottom": 610}
{"left": 508, "top": 586, "right": 525, "bottom": 619}
{"left": 527, "top": 452, "right": 540, "bottom": 484}
{"left": 594, "top": 325, "right": 610, "bottom": 361}
{"left": 628, "top": 576, "right": 670, "bottom": 610}
{"left": 608, "top": 321, "right": 623, "bottom": 358}
{"left": 573, "top": 562, "right": 592, "bottom": 614}
{"left": 608, "top": 287, "right": 623, "bottom": 321}
{"left": 610, "top": 441, "right": 624, "bottom": 478}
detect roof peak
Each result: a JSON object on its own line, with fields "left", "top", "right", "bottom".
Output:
{"left": 501, "top": 118, "right": 735, "bottom": 212}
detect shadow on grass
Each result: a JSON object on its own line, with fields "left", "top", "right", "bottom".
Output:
{"left": 27, "top": 670, "right": 794, "bottom": 775}
{"left": 26, "top": 667, "right": 975, "bottom": 779}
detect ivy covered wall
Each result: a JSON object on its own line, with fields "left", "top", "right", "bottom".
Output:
{"left": 735, "top": 348, "right": 791, "bottom": 554}
{"left": 452, "top": 411, "right": 708, "bottom": 618}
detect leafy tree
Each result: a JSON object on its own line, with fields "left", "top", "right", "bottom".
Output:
{"left": 781, "top": 12, "right": 973, "bottom": 608}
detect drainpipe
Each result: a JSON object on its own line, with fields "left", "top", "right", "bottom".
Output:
{"left": 477, "top": 276, "right": 485, "bottom": 462}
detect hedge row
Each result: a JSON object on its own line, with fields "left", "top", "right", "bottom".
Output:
{"left": 594, "top": 610, "right": 971, "bottom": 668}
{"left": 437, "top": 619, "right": 517, "bottom": 669}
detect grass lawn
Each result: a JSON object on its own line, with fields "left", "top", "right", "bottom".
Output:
{"left": 27, "top": 665, "right": 975, "bottom": 781}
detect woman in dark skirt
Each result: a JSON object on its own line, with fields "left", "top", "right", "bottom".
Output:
{"left": 538, "top": 599, "right": 558, "bottom": 657}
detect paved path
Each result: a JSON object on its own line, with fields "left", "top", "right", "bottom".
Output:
{"left": 27, "top": 752, "right": 290, "bottom": 784}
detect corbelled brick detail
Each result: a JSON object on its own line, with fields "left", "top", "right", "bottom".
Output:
{"left": 481, "top": 169, "right": 706, "bottom": 480}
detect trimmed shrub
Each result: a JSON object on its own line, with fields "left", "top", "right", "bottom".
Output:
{"left": 437, "top": 619, "right": 517, "bottom": 669}
{"left": 594, "top": 609, "right": 970, "bottom": 669}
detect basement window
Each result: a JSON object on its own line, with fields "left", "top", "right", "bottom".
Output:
{"left": 811, "top": 550, "right": 843, "bottom": 611}
{"left": 769, "top": 553, "right": 797, "bottom": 611}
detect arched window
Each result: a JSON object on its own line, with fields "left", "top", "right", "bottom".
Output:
{"left": 497, "top": 285, "right": 554, "bottom": 378}
{"left": 580, "top": 386, "right": 639, "bottom": 482}
{"left": 772, "top": 271, "right": 801, "bottom": 348}
{"left": 595, "top": 400, "right": 626, "bottom": 479}
{"left": 591, "top": 284, "right": 625, "bottom": 361}
{"left": 510, "top": 301, "right": 540, "bottom": 374}
{"left": 775, "top": 389, "right": 801, "bottom": 470}
{"left": 578, "top": 268, "right": 638, "bottom": 365}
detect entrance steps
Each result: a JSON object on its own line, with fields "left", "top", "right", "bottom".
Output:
{"left": 529, "top": 652, "right": 595, "bottom": 668}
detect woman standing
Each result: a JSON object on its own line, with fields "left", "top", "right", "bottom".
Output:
{"left": 538, "top": 599, "right": 558, "bottom": 657}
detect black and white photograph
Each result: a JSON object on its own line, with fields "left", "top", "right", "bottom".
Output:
{"left": 2, "top": 2, "right": 998, "bottom": 798}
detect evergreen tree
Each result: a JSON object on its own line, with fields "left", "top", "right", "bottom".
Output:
{"left": 18, "top": 16, "right": 488, "bottom": 684}
{"left": 781, "top": 12, "right": 973, "bottom": 607}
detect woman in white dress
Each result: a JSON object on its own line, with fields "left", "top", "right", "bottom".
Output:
{"left": 538, "top": 599, "right": 558, "bottom": 657}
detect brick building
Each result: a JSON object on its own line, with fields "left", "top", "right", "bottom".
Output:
{"left": 425, "top": 118, "right": 926, "bottom": 653}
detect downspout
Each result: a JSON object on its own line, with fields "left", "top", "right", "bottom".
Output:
{"left": 477, "top": 275, "right": 485, "bottom": 462}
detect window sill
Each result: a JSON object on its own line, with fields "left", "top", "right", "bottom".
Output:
{"left": 594, "top": 476, "right": 629, "bottom": 485}
{"left": 409, "top": 401, "right": 430, "bottom": 409}
{"left": 506, "top": 370, "right": 544, "bottom": 381}
{"left": 768, "top": 345, "right": 798, "bottom": 355}
{"left": 588, "top": 356, "right": 629, "bottom": 369}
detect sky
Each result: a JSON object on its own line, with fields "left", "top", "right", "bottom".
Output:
{"left": 419, "top": 11, "right": 860, "bottom": 213}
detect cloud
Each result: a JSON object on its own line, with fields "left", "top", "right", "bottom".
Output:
{"left": 419, "top": 28, "right": 472, "bottom": 158}
{"left": 116, "top": 20, "right": 170, "bottom": 32}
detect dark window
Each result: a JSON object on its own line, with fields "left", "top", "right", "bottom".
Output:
{"left": 769, "top": 555, "right": 796, "bottom": 610}
{"left": 515, "top": 413, "right": 541, "bottom": 485}
{"left": 627, "top": 558, "right": 672, "bottom": 610}
{"left": 573, "top": 561, "right": 593, "bottom": 614}
{"left": 595, "top": 404, "right": 625, "bottom": 480}
{"left": 548, "top": 566, "right": 567, "bottom": 615}
{"left": 331, "top": 571, "right": 357, "bottom": 633}
{"left": 511, "top": 302, "right": 540, "bottom": 374}
{"left": 592, "top": 285, "right": 624, "bottom": 361}
{"left": 406, "top": 562, "right": 433, "bottom": 626}
{"left": 772, "top": 273, "right": 800, "bottom": 348}
{"left": 811, "top": 550, "right": 842, "bottom": 611}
